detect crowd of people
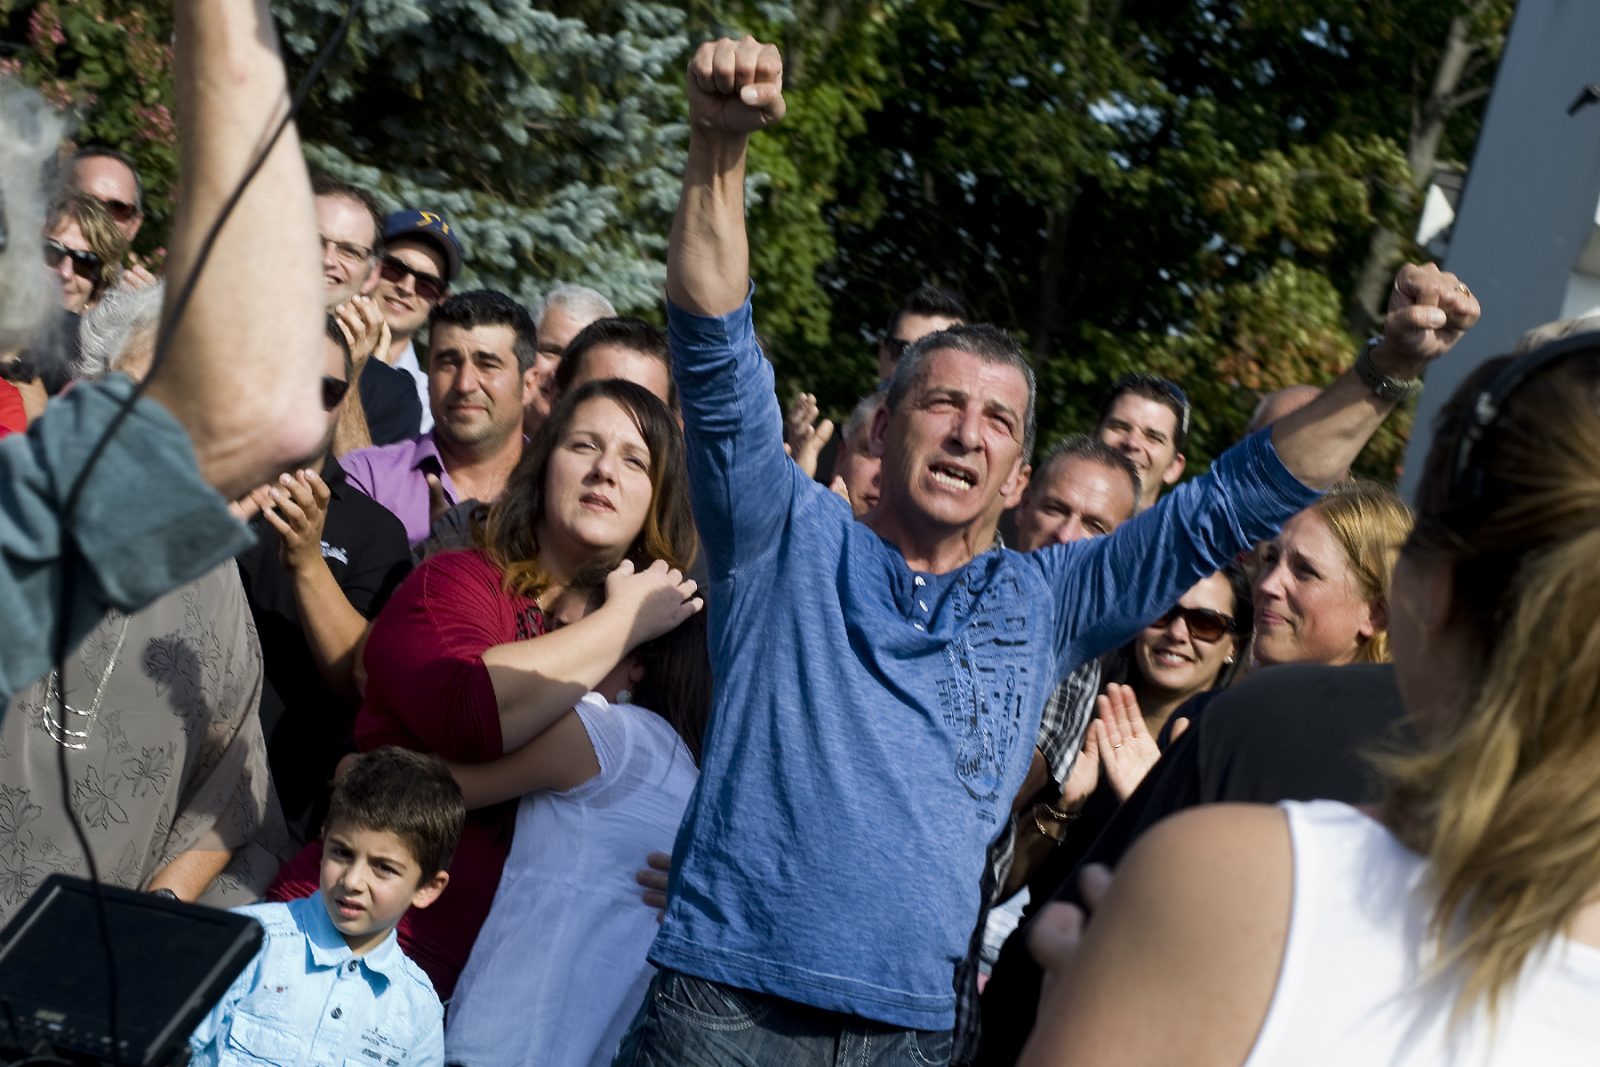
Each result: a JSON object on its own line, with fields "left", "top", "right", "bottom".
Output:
{"left": 2, "top": 8, "right": 1598, "bottom": 1067}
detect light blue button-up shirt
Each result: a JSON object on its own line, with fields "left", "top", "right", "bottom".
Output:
{"left": 189, "top": 894, "right": 444, "bottom": 1067}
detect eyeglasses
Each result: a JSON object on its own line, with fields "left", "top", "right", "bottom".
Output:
{"left": 1149, "top": 605, "right": 1236, "bottom": 643}
{"left": 44, "top": 239, "right": 102, "bottom": 281}
{"left": 94, "top": 196, "right": 141, "bottom": 224}
{"left": 319, "top": 235, "right": 374, "bottom": 269}
{"left": 321, "top": 375, "right": 351, "bottom": 410}
{"left": 379, "top": 255, "right": 446, "bottom": 303}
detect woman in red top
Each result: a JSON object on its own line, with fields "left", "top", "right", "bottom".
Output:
{"left": 271, "top": 378, "right": 701, "bottom": 996}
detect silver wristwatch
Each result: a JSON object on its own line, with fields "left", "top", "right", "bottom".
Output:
{"left": 1355, "top": 337, "right": 1423, "bottom": 404}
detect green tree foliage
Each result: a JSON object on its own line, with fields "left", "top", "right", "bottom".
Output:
{"left": 276, "top": 0, "right": 691, "bottom": 312}
{"left": 791, "top": 0, "right": 1511, "bottom": 478}
{"left": 3, "top": 0, "right": 1511, "bottom": 480}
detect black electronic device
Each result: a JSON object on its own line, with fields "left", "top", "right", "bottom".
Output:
{"left": 0, "top": 875, "right": 262, "bottom": 1066}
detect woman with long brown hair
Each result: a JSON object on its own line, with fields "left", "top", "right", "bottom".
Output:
{"left": 269, "top": 378, "right": 702, "bottom": 999}
{"left": 1019, "top": 331, "right": 1600, "bottom": 1064}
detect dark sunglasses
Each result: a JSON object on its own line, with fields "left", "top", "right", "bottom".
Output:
{"left": 321, "top": 375, "right": 351, "bottom": 410}
{"left": 1149, "top": 605, "right": 1236, "bottom": 643}
{"left": 44, "top": 239, "right": 102, "bottom": 281}
{"left": 94, "top": 196, "right": 141, "bottom": 224}
{"left": 379, "top": 255, "right": 446, "bottom": 304}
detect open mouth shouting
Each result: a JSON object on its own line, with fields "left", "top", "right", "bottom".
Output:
{"left": 928, "top": 462, "right": 978, "bottom": 492}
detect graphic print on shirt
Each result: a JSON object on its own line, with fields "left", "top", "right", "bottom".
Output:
{"left": 938, "top": 568, "right": 1030, "bottom": 820}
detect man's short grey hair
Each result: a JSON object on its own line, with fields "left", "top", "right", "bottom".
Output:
{"left": 79, "top": 281, "right": 164, "bottom": 378}
{"left": 0, "top": 83, "right": 64, "bottom": 355}
{"left": 840, "top": 385, "right": 887, "bottom": 446}
{"left": 885, "top": 323, "right": 1037, "bottom": 454}
{"left": 537, "top": 284, "right": 615, "bottom": 327}
{"left": 1033, "top": 433, "right": 1141, "bottom": 509}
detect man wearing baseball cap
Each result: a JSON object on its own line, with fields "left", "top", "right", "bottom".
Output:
{"left": 377, "top": 209, "right": 463, "bottom": 433}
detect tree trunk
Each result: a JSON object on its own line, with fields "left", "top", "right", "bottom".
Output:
{"left": 1346, "top": 3, "right": 1491, "bottom": 334}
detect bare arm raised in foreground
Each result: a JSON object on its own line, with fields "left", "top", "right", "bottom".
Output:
{"left": 143, "top": 0, "right": 325, "bottom": 497}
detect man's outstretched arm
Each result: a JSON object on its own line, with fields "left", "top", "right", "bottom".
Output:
{"left": 143, "top": 0, "right": 325, "bottom": 499}
{"left": 1271, "top": 262, "right": 1480, "bottom": 489}
{"left": 666, "top": 36, "right": 786, "bottom": 318}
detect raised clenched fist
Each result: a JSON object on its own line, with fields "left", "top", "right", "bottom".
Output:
{"left": 686, "top": 36, "right": 786, "bottom": 137}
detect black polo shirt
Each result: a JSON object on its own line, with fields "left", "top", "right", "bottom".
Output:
{"left": 236, "top": 457, "right": 412, "bottom": 843}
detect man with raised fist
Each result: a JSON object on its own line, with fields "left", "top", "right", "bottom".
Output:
{"left": 619, "top": 34, "right": 1480, "bottom": 1066}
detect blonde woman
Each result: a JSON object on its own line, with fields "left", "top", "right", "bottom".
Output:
{"left": 1019, "top": 335, "right": 1600, "bottom": 1064}
{"left": 1252, "top": 479, "right": 1412, "bottom": 667}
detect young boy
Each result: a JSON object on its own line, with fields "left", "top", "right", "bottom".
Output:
{"left": 188, "top": 747, "right": 465, "bottom": 1066}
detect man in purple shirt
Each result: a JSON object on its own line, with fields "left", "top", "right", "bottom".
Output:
{"left": 341, "top": 290, "right": 536, "bottom": 545}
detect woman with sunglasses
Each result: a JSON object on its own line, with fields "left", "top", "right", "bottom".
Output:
{"left": 1012, "top": 568, "right": 1249, "bottom": 898}
{"left": 1075, "top": 482, "right": 1409, "bottom": 810}
{"left": 1019, "top": 334, "right": 1600, "bottom": 1064}
{"left": 45, "top": 194, "right": 126, "bottom": 314}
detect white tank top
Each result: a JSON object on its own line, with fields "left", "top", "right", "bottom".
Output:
{"left": 1244, "top": 801, "right": 1600, "bottom": 1067}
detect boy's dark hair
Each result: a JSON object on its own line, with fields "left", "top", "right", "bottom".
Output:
{"left": 325, "top": 747, "right": 465, "bottom": 878}
{"left": 885, "top": 283, "right": 970, "bottom": 339}
{"left": 428, "top": 289, "right": 538, "bottom": 374}
{"left": 554, "top": 315, "right": 675, "bottom": 408}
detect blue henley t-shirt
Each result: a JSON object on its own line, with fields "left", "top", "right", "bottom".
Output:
{"left": 650, "top": 290, "right": 1320, "bottom": 1030}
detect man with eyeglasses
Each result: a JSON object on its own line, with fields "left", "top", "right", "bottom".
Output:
{"left": 234, "top": 314, "right": 412, "bottom": 845}
{"left": 311, "top": 175, "right": 423, "bottom": 451}
{"left": 374, "top": 210, "right": 463, "bottom": 434}
{"left": 1095, "top": 373, "right": 1190, "bottom": 512}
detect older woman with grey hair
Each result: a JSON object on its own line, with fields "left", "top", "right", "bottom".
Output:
{"left": 78, "top": 278, "right": 164, "bottom": 381}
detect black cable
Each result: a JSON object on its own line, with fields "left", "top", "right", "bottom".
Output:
{"left": 42, "top": 3, "right": 363, "bottom": 1063}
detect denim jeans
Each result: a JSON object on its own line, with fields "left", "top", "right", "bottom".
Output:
{"left": 612, "top": 969, "right": 954, "bottom": 1067}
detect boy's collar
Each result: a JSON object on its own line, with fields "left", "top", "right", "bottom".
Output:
{"left": 293, "top": 893, "right": 407, "bottom": 981}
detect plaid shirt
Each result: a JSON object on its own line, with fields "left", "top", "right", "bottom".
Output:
{"left": 951, "top": 658, "right": 1102, "bottom": 1065}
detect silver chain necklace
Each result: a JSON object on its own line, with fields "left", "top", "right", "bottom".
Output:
{"left": 41, "top": 617, "right": 130, "bottom": 750}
